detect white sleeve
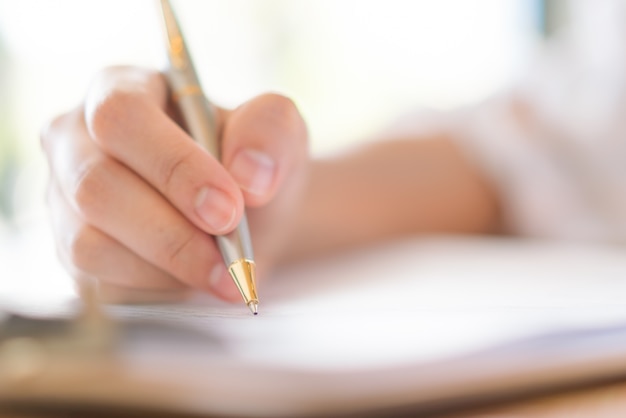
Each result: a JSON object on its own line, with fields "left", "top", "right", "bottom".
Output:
{"left": 390, "top": 0, "right": 626, "bottom": 242}
{"left": 446, "top": 0, "right": 626, "bottom": 242}
{"left": 449, "top": 93, "right": 626, "bottom": 242}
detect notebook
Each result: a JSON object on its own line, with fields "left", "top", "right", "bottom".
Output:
{"left": 2, "top": 234, "right": 626, "bottom": 416}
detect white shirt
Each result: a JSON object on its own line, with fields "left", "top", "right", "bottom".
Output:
{"left": 444, "top": 0, "right": 626, "bottom": 242}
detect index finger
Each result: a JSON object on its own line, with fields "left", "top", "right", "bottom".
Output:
{"left": 84, "top": 66, "right": 244, "bottom": 236}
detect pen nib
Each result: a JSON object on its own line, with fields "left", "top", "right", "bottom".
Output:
{"left": 248, "top": 301, "right": 259, "bottom": 316}
{"left": 228, "top": 258, "right": 259, "bottom": 315}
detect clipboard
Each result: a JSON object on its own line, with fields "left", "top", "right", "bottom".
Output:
{"left": 3, "top": 237, "right": 626, "bottom": 417}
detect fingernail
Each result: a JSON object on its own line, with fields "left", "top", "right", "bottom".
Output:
{"left": 195, "top": 187, "right": 236, "bottom": 233}
{"left": 230, "top": 149, "right": 276, "bottom": 197}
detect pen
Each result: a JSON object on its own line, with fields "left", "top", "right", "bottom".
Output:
{"left": 156, "top": 0, "right": 259, "bottom": 315}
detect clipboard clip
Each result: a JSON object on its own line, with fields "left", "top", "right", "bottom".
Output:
{"left": 0, "top": 279, "right": 115, "bottom": 384}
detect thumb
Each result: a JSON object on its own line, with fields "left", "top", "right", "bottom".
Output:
{"left": 220, "top": 93, "right": 308, "bottom": 207}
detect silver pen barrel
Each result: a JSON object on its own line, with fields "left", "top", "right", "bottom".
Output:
{"left": 157, "top": 0, "right": 258, "bottom": 314}
{"left": 164, "top": 71, "right": 254, "bottom": 265}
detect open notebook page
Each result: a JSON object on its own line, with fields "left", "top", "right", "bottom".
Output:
{"left": 3, "top": 231, "right": 626, "bottom": 416}
{"left": 104, "top": 237, "right": 626, "bottom": 371}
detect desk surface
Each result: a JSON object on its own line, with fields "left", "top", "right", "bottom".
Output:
{"left": 2, "top": 381, "right": 626, "bottom": 418}
{"left": 3, "top": 226, "right": 626, "bottom": 418}
{"left": 464, "top": 380, "right": 626, "bottom": 418}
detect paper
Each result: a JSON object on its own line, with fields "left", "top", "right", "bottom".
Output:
{"left": 105, "top": 237, "right": 626, "bottom": 371}
{"left": 3, "top": 231, "right": 626, "bottom": 416}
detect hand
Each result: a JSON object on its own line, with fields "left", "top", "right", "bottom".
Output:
{"left": 41, "top": 66, "right": 309, "bottom": 304}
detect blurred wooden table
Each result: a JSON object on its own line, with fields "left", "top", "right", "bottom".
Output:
{"left": 4, "top": 233, "right": 626, "bottom": 418}
{"left": 3, "top": 381, "right": 626, "bottom": 418}
{"left": 459, "top": 380, "right": 626, "bottom": 418}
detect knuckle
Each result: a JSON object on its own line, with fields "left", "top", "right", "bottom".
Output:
{"left": 157, "top": 146, "right": 194, "bottom": 194}
{"left": 86, "top": 87, "right": 146, "bottom": 146}
{"left": 67, "top": 225, "right": 100, "bottom": 272}
{"left": 160, "top": 229, "right": 212, "bottom": 287}
{"left": 162, "top": 229, "right": 196, "bottom": 272}
{"left": 39, "top": 111, "right": 75, "bottom": 153}
{"left": 72, "top": 157, "right": 115, "bottom": 219}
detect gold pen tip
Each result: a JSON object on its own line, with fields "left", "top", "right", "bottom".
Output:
{"left": 228, "top": 259, "right": 259, "bottom": 315}
{"left": 248, "top": 301, "right": 259, "bottom": 316}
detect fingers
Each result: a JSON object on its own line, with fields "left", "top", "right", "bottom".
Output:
{"left": 49, "top": 190, "right": 192, "bottom": 305}
{"left": 43, "top": 108, "right": 237, "bottom": 298}
{"left": 221, "top": 93, "right": 308, "bottom": 207}
{"left": 84, "top": 66, "right": 244, "bottom": 235}
{"left": 47, "top": 179, "right": 184, "bottom": 292}
{"left": 41, "top": 66, "right": 309, "bottom": 305}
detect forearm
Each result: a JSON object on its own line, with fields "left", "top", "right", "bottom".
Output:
{"left": 282, "top": 134, "right": 501, "bottom": 262}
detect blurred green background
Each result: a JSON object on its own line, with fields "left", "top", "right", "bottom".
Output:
{"left": 0, "top": 0, "right": 560, "bottom": 237}
{"left": 0, "top": 34, "right": 17, "bottom": 226}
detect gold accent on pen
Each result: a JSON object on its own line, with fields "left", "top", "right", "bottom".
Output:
{"left": 160, "top": 0, "right": 186, "bottom": 69}
{"left": 228, "top": 259, "right": 259, "bottom": 315}
{"left": 169, "top": 35, "right": 186, "bottom": 69}
{"left": 158, "top": 0, "right": 259, "bottom": 315}
{"left": 172, "top": 84, "right": 203, "bottom": 102}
